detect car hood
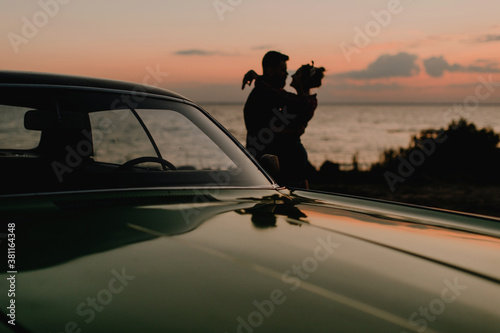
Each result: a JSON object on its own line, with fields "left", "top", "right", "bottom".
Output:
{"left": 1, "top": 188, "right": 500, "bottom": 332}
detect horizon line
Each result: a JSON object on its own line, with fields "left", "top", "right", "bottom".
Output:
{"left": 198, "top": 101, "right": 500, "bottom": 106}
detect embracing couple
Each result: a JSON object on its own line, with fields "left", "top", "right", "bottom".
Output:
{"left": 242, "top": 51, "right": 325, "bottom": 189}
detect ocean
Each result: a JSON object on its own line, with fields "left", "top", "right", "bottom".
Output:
{"left": 202, "top": 103, "right": 500, "bottom": 170}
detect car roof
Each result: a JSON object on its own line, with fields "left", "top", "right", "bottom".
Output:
{"left": 0, "top": 70, "right": 191, "bottom": 102}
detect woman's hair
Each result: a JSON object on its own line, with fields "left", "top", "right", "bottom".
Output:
{"left": 297, "top": 62, "right": 326, "bottom": 89}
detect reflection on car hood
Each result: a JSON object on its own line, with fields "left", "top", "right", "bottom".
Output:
{"left": 1, "top": 188, "right": 500, "bottom": 332}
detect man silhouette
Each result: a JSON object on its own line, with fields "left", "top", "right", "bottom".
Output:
{"left": 243, "top": 51, "right": 289, "bottom": 159}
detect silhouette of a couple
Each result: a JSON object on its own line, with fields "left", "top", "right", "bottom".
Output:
{"left": 242, "top": 51, "right": 325, "bottom": 188}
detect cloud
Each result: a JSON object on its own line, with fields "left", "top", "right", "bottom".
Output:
{"left": 173, "top": 49, "right": 216, "bottom": 56}
{"left": 174, "top": 49, "right": 240, "bottom": 56}
{"left": 474, "top": 59, "right": 493, "bottom": 64}
{"left": 251, "top": 45, "right": 275, "bottom": 51}
{"left": 423, "top": 56, "right": 500, "bottom": 77}
{"left": 334, "top": 52, "right": 420, "bottom": 79}
{"left": 474, "top": 34, "right": 500, "bottom": 43}
{"left": 422, "top": 56, "right": 461, "bottom": 77}
{"left": 467, "top": 64, "right": 500, "bottom": 73}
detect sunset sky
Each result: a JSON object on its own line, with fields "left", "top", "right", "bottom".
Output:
{"left": 2, "top": 0, "right": 500, "bottom": 103}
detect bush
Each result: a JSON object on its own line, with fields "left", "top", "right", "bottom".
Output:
{"left": 371, "top": 118, "right": 500, "bottom": 183}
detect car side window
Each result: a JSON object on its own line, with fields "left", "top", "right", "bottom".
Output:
{"left": 89, "top": 109, "right": 157, "bottom": 165}
{"left": 0, "top": 105, "right": 41, "bottom": 150}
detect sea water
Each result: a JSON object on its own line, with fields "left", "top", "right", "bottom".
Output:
{"left": 203, "top": 103, "right": 500, "bottom": 170}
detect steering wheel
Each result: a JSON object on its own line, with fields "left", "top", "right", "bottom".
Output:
{"left": 114, "top": 156, "right": 177, "bottom": 172}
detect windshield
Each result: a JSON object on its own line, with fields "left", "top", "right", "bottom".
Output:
{"left": 0, "top": 86, "right": 273, "bottom": 194}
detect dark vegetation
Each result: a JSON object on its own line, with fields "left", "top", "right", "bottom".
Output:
{"left": 309, "top": 119, "right": 500, "bottom": 218}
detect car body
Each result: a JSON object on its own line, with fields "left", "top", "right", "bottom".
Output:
{"left": 1, "top": 71, "right": 500, "bottom": 333}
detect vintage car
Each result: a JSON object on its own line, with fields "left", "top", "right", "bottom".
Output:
{"left": 1, "top": 71, "right": 499, "bottom": 332}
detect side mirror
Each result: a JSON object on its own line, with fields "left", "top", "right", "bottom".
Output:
{"left": 259, "top": 154, "right": 280, "bottom": 180}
